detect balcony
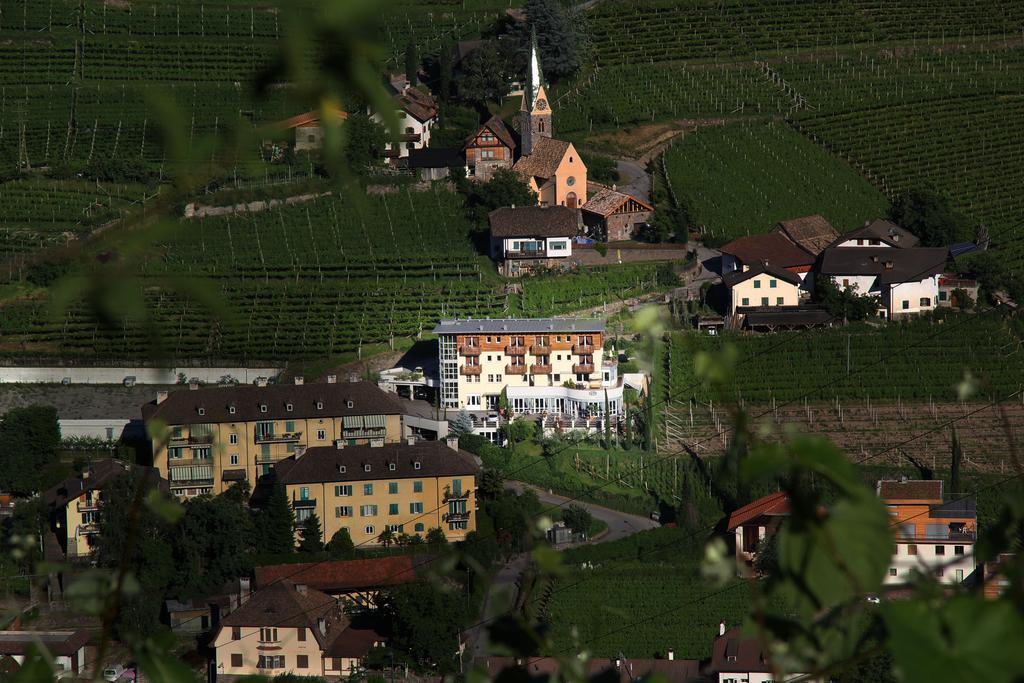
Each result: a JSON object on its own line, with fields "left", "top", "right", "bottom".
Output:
{"left": 400, "top": 132, "right": 421, "bottom": 142}
{"left": 530, "top": 364, "right": 552, "bottom": 374}
{"left": 460, "top": 365, "right": 482, "bottom": 376}
{"left": 443, "top": 511, "right": 471, "bottom": 522}
{"left": 505, "top": 248, "right": 547, "bottom": 259}
{"left": 459, "top": 345, "right": 481, "bottom": 356}
{"left": 505, "top": 345, "right": 527, "bottom": 355}
{"left": 505, "top": 364, "right": 528, "bottom": 375}
{"left": 572, "top": 344, "right": 595, "bottom": 355}
{"left": 254, "top": 431, "right": 302, "bottom": 444}
{"left": 573, "top": 364, "right": 595, "bottom": 374}
{"left": 169, "top": 477, "right": 215, "bottom": 487}
{"left": 530, "top": 344, "right": 551, "bottom": 355}
{"left": 77, "top": 524, "right": 98, "bottom": 535}
{"left": 77, "top": 500, "right": 99, "bottom": 513}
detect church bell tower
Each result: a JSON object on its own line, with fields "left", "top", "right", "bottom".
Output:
{"left": 519, "top": 29, "right": 552, "bottom": 157}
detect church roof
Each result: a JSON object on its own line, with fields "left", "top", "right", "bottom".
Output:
{"left": 513, "top": 137, "right": 571, "bottom": 181}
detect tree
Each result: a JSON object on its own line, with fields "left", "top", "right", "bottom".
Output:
{"left": 171, "top": 491, "right": 256, "bottom": 596}
{"left": 562, "top": 504, "right": 593, "bottom": 536}
{"left": 0, "top": 406, "right": 60, "bottom": 495}
{"left": 327, "top": 527, "right": 356, "bottom": 558}
{"left": 889, "top": 189, "right": 974, "bottom": 248}
{"left": 378, "top": 528, "right": 395, "bottom": 548}
{"left": 479, "top": 467, "right": 505, "bottom": 500}
{"left": 459, "top": 41, "right": 510, "bottom": 105}
{"left": 342, "top": 112, "right": 387, "bottom": 174}
{"left": 425, "top": 527, "right": 448, "bottom": 547}
{"left": 523, "top": 0, "right": 582, "bottom": 81}
{"left": 814, "top": 276, "right": 881, "bottom": 322}
{"left": 405, "top": 42, "right": 419, "bottom": 87}
{"left": 438, "top": 39, "right": 453, "bottom": 106}
{"left": 449, "top": 410, "right": 475, "bottom": 437}
{"left": 298, "top": 511, "right": 324, "bottom": 553}
{"left": 502, "top": 417, "right": 536, "bottom": 452}
{"left": 467, "top": 168, "right": 537, "bottom": 220}
{"left": 377, "top": 580, "right": 468, "bottom": 673}
{"left": 950, "top": 427, "right": 964, "bottom": 495}
{"left": 258, "top": 484, "right": 295, "bottom": 554}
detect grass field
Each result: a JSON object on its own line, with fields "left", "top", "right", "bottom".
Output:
{"left": 662, "top": 121, "right": 889, "bottom": 242}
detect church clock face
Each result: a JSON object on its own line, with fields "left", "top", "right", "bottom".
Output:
{"left": 535, "top": 98, "right": 548, "bottom": 111}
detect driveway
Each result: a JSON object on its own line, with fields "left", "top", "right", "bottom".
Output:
{"left": 508, "top": 482, "right": 660, "bottom": 542}
{"left": 615, "top": 159, "right": 651, "bottom": 202}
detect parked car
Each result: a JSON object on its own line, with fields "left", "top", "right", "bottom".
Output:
{"left": 102, "top": 665, "right": 125, "bottom": 681}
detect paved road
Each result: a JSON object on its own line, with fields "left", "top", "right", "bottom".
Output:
{"left": 615, "top": 159, "right": 651, "bottom": 202}
{"left": 509, "top": 482, "right": 660, "bottom": 542}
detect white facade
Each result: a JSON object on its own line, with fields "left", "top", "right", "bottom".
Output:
{"left": 834, "top": 238, "right": 893, "bottom": 248}
{"left": 372, "top": 110, "right": 434, "bottom": 159}
{"left": 885, "top": 541, "right": 975, "bottom": 585}
{"left": 830, "top": 274, "right": 939, "bottom": 318}
{"left": 497, "top": 236, "right": 573, "bottom": 260}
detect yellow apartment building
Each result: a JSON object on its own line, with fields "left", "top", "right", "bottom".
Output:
{"left": 43, "top": 459, "right": 165, "bottom": 561}
{"left": 142, "top": 379, "right": 404, "bottom": 499}
{"left": 274, "top": 440, "right": 480, "bottom": 547}
{"left": 213, "top": 579, "right": 383, "bottom": 679}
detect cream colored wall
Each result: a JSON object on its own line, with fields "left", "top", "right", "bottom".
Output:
{"left": 286, "top": 473, "right": 477, "bottom": 547}
{"left": 154, "top": 414, "right": 403, "bottom": 499}
{"left": 64, "top": 490, "right": 101, "bottom": 558}
{"left": 729, "top": 274, "right": 800, "bottom": 313}
{"left": 214, "top": 625, "right": 326, "bottom": 677}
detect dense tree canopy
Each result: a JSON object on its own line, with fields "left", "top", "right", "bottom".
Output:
{"left": 523, "top": 0, "right": 582, "bottom": 81}
{"left": 259, "top": 484, "right": 296, "bottom": 554}
{"left": 889, "top": 189, "right": 974, "bottom": 248}
{"left": 814, "top": 275, "right": 881, "bottom": 321}
{"left": 0, "top": 406, "right": 61, "bottom": 495}
{"left": 459, "top": 41, "right": 511, "bottom": 105}
{"left": 378, "top": 579, "right": 468, "bottom": 673}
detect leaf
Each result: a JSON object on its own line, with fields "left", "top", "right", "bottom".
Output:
{"left": 137, "top": 650, "right": 201, "bottom": 683}
{"left": 146, "top": 489, "right": 185, "bottom": 524}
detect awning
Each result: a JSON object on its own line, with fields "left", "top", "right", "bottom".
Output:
{"left": 363, "top": 414, "right": 386, "bottom": 429}
{"left": 343, "top": 415, "right": 365, "bottom": 429}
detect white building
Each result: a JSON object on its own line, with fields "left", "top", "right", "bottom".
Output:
{"left": 488, "top": 206, "right": 578, "bottom": 277}
{"left": 370, "top": 76, "right": 439, "bottom": 161}
{"left": 832, "top": 219, "right": 920, "bottom": 248}
{"left": 818, "top": 246, "right": 947, "bottom": 318}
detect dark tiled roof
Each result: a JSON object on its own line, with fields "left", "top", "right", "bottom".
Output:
{"left": 721, "top": 263, "right": 802, "bottom": 288}
{"left": 141, "top": 381, "right": 403, "bottom": 426}
{"left": 475, "top": 657, "right": 702, "bottom": 683}
{"left": 489, "top": 206, "right": 578, "bottom": 238}
{"left": 221, "top": 580, "right": 343, "bottom": 641}
{"left": 407, "top": 147, "right": 464, "bottom": 169}
{"left": 324, "top": 627, "right": 385, "bottom": 657}
{"left": 708, "top": 628, "right": 772, "bottom": 674}
{"left": 395, "top": 88, "right": 438, "bottom": 123}
{"left": 513, "top": 137, "right": 572, "bottom": 180}
{"left": 0, "top": 632, "right": 91, "bottom": 657}
{"left": 274, "top": 441, "right": 479, "bottom": 486}
{"left": 255, "top": 556, "right": 423, "bottom": 593}
{"left": 720, "top": 233, "right": 815, "bottom": 269}
{"left": 465, "top": 116, "right": 516, "bottom": 151}
{"left": 726, "top": 492, "right": 789, "bottom": 531}
{"left": 835, "top": 219, "right": 920, "bottom": 248}
{"left": 819, "top": 247, "right": 948, "bottom": 284}
{"left": 877, "top": 479, "right": 943, "bottom": 501}
{"left": 773, "top": 214, "right": 838, "bottom": 256}
{"left": 42, "top": 459, "right": 164, "bottom": 507}
{"left": 582, "top": 187, "right": 653, "bottom": 217}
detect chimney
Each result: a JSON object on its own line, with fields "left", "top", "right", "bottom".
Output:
{"left": 335, "top": 440, "right": 345, "bottom": 450}
{"left": 871, "top": 255, "right": 879, "bottom": 263}
{"left": 188, "top": 378, "right": 200, "bottom": 390}
{"left": 348, "top": 373, "right": 359, "bottom": 383}
{"left": 884, "top": 261, "right": 894, "bottom": 270}
{"left": 667, "top": 649, "right": 674, "bottom": 661}
{"left": 295, "top": 583, "right": 308, "bottom": 596}
{"left": 294, "top": 376, "right": 304, "bottom": 386}
{"left": 719, "top": 620, "right": 726, "bottom": 637}
{"left": 446, "top": 435, "right": 460, "bottom": 451}
{"left": 156, "top": 390, "right": 168, "bottom": 405}
{"left": 407, "top": 436, "right": 417, "bottom": 446}
{"left": 614, "top": 659, "right": 621, "bottom": 669}
{"left": 239, "top": 577, "right": 251, "bottom": 604}
{"left": 255, "top": 376, "right": 268, "bottom": 388}
{"left": 318, "top": 617, "right": 327, "bottom": 636}
{"left": 327, "top": 374, "right": 338, "bottom": 384}
{"left": 295, "top": 445, "right": 308, "bottom": 458}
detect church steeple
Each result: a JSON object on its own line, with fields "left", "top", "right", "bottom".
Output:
{"left": 519, "top": 28, "right": 552, "bottom": 157}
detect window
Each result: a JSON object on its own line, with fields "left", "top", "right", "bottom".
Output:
{"left": 889, "top": 568, "right": 897, "bottom": 577}
{"left": 232, "top": 627, "right": 241, "bottom": 640}
{"left": 389, "top": 482, "right": 399, "bottom": 494}
{"left": 413, "top": 480, "right": 423, "bottom": 493}
{"left": 299, "top": 487, "right": 310, "bottom": 500}
{"left": 388, "top": 524, "right": 404, "bottom": 533}
{"left": 388, "top": 463, "right": 396, "bottom": 471}
{"left": 955, "top": 569, "right": 964, "bottom": 582}
{"left": 198, "top": 407, "right": 205, "bottom": 416}
{"left": 761, "top": 297, "right": 769, "bottom": 306}
{"left": 936, "top": 568, "right": 944, "bottom": 578}
{"left": 920, "top": 297, "right": 931, "bottom": 307}
{"left": 364, "top": 464, "right": 372, "bottom": 473}
{"left": 902, "top": 300, "right": 910, "bottom": 310}
{"left": 389, "top": 503, "right": 399, "bottom": 515}
{"left": 453, "top": 479, "right": 462, "bottom": 496}
{"left": 297, "top": 655, "right": 308, "bottom": 669}
{"left": 260, "top": 404, "right": 268, "bottom": 413}
{"left": 776, "top": 297, "right": 784, "bottom": 305}
{"left": 259, "top": 628, "right": 278, "bottom": 643}
{"left": 935, "top": 545, "right": 945, "bottom": 556}
{"left": 415, "top": 523, "right": 425, "bottom": 532}
{"left": 410, "top": 502, "right": 424, "bottom": 514}
{"left": 231, "top": 654, "right": 242, "bottom": 667}
{"left": 298, "top": 629, "right": 306, "bottom": 642}
{"left": 286, "top": 403, "right": 293, "bottom": 413}
{"left": 741, "top": 297, "right": 750, "bottom": 306}
{"left": 285, "top": 420, "right": 295, "bottom": 433}
{"left": 908, "top": 544, "right": 917, "bottom": 555}
{"left": 258, "top": 655, "right": 285, "bottom": 670}
{"left": 229, "top": 433, "right": 238, "bottom": 445}
{"left": 360, "top": 505, "right": 378, "bottom": 517}
{"left": 317, "top": 429, "right": 326, "bottom": 440}
{"left": 769, "top": 279, "right": 777, "bottom": 288}
{"left": 754, "top": 280, "right": 761, "bottom": 289}
{"left": 364, "top": 483, "right": 374, "bottom": 495}
{"left": 316, "top": 401, "right": 323, "bottom": 410}
{"left": 449, "top": 520, "right": 468, "bottom": 530}
{"left": 335, "top": 485, "right": 352, "bottom": 496}
{"left": 900, "top": 523, "right": 915, "bottom": 539}
{"left": 567, "top": 176, "right": 576, "bottom": 187}
{"left": 335, "top": 506, "right": 353, "bottom": 517}
{"left": 939, "top": 290, "right": 948, "bottom": 301}
{"left": 365, "top": 525, "right": 375, "bottom": 535}
{"left": 467, "top": 394, "right": 481, "bottom": 407}
{"left": 339, "top": 465, "right": 347, "bottom": 473}
{"left": 954, "top": 545, "right": 964, "bottom": 555}
{"left": 230, "top": 454, "right": 239, "bottom": 465}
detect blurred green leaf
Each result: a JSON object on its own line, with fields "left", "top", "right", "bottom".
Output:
{"left": 146, "top": 489, "right": 185, "bottom": 524}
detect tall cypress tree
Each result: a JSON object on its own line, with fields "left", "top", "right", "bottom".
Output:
{"left": 405, "top": 42, "right": 419, "bottom": 86}
{"left": 260, "top": 484, "right": 296, "bottom": 554}
{"left": 298, "top": 511, "right": 324, "bottom": 553}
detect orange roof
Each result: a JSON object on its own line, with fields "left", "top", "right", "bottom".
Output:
{"left": 726, "top": 492, "right": 790, "bottom": 530}
{"left": 277, "top": 110, "right": 349, "bottom": 130}
{"left": 254, "top": 555, "right": 421, "bottom": 593}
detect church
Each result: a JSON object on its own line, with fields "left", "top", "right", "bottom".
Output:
{"left": 512, "top": 34, "right": 588, "bottom": 209}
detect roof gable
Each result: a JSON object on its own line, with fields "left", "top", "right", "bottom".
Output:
{"left": 513, "top": 137, "right": 572, "bottom": 181}
{"left": 773, "top": 214, "right": 838, "bottom": 256}
{"left": 488, "top": 206, "right": 578, "bottom": 238}
{"left": 720, "top": 233, "right": 815, "bottom": 269}
{"left": 465, "top": 116, "right": 516, "bottom": 151}
{"left": 722, "top": 263, "right": 802, "bottom": 288}
{"left": 582, "top": 187, "right": 653, "bottom": 217}
{"left": 726, "top": 492, "right": 790, "bottom": 530}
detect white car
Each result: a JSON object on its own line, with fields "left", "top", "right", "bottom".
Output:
{"left": 102, "top": 665, "right": 125, "bottom": 682}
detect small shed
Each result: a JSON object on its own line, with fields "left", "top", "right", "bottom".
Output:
{"left": 581, "top": 185, "right": 654, "bottom": 242}
{"left": 268, "top": 110, "right": 349, "bottom": 155}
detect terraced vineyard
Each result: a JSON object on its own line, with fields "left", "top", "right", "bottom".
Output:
{"left": 662, "top": 122, "right": 889, "bottom": 242}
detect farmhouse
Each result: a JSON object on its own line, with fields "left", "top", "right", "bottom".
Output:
{"left": 212, "top": 580, "right": 383, "bottom": 679}
{"left": 464, "top": 116, "right": 516, "bottom": 180}
{"left": 818, "top": 245, "right": 948, "bottom": 318}
{"left": 719, "top": 232, "right": 815, "bottom": 286}
{"left": 371, "top": 76, "right": 439, "bottom": 161}
{"left": 272, "top": 110, "right": 349, "bottom": 153}
{"left": 832, "top": 219, "right": 919, "bottom": 248}
{"left": 726, "top": 492, "right": 790, "bottom": 576}
{"left": 879, "top": 479, "right": 976, "bottom": 586}
{"left": 488, "top": 206, "right": 578, "bottom": 277}
{"left": 512, "top": 33, "right": 587, "bottom": 208}
{"left": 938, "top": 274, "right": 979, "bottom": 309}
{"left": 722, "top": 263, "right": 802, "bottom": 314}
{"left": 581, "top": 185, "right": 654, "bottom": 242}
{"left": 142, "top": 378, "right": 404, "bottom": 499}
{"left": 273, "top": 440, "right": 480, "bottom": 547}
{"left": 709, "top": 625, "right": 814, "bottom": 682}
{"left": 772, "top": 214, "right": 839, "bottom": 257}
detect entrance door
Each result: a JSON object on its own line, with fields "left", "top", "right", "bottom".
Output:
{"left": 566, "top": 192, "right": 578, "bottom": 209}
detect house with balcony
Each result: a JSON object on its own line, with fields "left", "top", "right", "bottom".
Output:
{"left": 273, "top": 439, "right": 480, "bottom": 548}
{"left": 142, "top": 378, "right": 404, "bottom": 499}
{"left": 878, "top": 479, "right": 977, "bottom": 585}
{"left": 818, "top": 245, "right": 947, "bottom": 318}
{"left": 370, "top": 76, "right": 438, "bottom": 161}
{"left": 489, "top": 206, "right": 579, "bottom": 277}
{"left": 726, "top": 492, "right": 790, "bottom": 576}
{"left": 433, "top": 318, "right": 641, "bottom": 442}
{"left": 212, "top": 579, "right": 383, "bottom": 680}
{"left": 464, "top": 116, "right": 516, "bottom": 181}
{"left": 43, "top": 459, "right": 165, "bottom": 561}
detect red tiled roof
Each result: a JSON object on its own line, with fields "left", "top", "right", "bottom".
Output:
{"left": 720, "top": 233, "right": 815, "bottom": 269}
{"left": 276, "top": 110, "right": 349, "bottom": 130}
{"left": 726, "top": 492, "right": 789, "bottom": 531}
{"left": 255, "top": 556, "right": 421, "bottom": 593}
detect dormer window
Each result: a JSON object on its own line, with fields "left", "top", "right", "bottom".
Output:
{"left": 286, "top": 403, "right": 293, "bottom": 412}
{"left": 260, "top": 404, "right": 268, "bottom": 413}
{"left": 364, "top": 464, "right": 371, "bottom": 473}
{"left": 339, "top": 465, "right": 347, "bottom": 474}
{"left": 198, "top": 407, "right": 205, "bottom": 416}
{"left": 414, "top": 461, "right": 421, "bottom": 470}
{"left": 228, "top": 405, "right": 236, "bottom": 415}
{"left": 316, "top": 401, "right": 324, "bottom": 410}
{"left": 346, "top": 400, "right": 354, "bottom": 409}
{"left": 388, "top": 463, "right": 396, "bottom": 471}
